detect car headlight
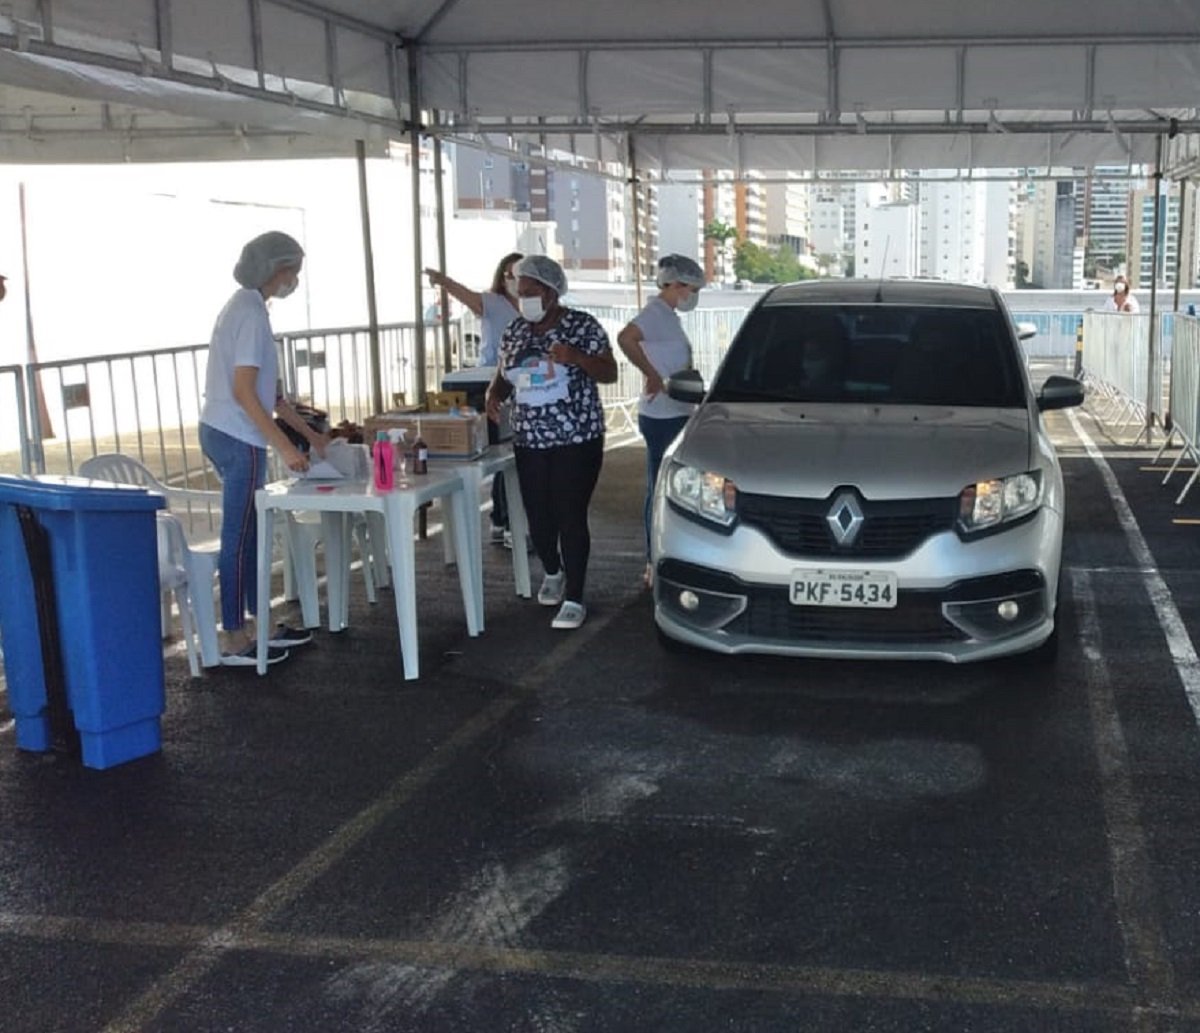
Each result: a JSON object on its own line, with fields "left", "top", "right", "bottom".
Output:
{"left": 958, "top": 471, "right": 1043, "bottom": 533}
{"left": 666, "top": 462, "right": 737, "bottom": 527}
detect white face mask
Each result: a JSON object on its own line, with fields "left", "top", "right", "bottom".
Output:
{"left": 519, "top": 295, "right": 546, "bottom": 322}
{"left": 676, "top": 290, "right": 699, "bottom": 313}
{"left": 274, "top": 276, "right": 298, "bottom": 300}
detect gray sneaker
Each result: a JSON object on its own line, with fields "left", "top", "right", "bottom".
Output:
{"left": 537, "top": 570, "right": 566, "bottom": 606}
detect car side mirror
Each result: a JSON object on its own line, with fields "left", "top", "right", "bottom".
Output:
{"left": 1037, "top": 374, "right": 1085, "bottom": 412}
{"left": 667, "top": 369, "right": 706, "bottom": 404}
{"left": 1016, "top": 322, "right": 1038, "bottom": 341}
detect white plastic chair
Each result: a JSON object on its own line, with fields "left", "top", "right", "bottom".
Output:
{"left": 79, "top": 453, "right": 223, "bottom": 667}
{"left": 155, "top": 512, "right": 201, "bottom": 677}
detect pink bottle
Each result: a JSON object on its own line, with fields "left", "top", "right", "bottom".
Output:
{"left": 373, "top": 430, "right": 395, "bottom": 491}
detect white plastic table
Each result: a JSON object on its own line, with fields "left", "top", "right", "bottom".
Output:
{"left": 437, "top": 446, "right": 532, "bottom": 615}
{"left": 255, "top": 470, "right": 481, "bottom": 680}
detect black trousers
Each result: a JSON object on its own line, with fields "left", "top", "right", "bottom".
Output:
{"left": 514, "top": 438, "right": 605, "bottom": 604}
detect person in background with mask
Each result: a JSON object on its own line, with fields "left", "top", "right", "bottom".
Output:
{"left": 1106, "top": 274, "right": 1140, "bottom": 313}
{"left": 616, "top": 254, "right": 705, "bottom": 588}
{"left": 485, "top": 255, "right": 617, "bottom": 630}
{"left": 200, "top": 231, "right": 329, "bottom": 667}
{"left": 425, "top": 253, "right": 523, "bottom": 544}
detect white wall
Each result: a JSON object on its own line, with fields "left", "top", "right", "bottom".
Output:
{"left": 0, "top": 153, "right": 536, "bottom": 365}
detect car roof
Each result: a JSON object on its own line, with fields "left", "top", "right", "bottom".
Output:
{"left": 763, "top": 279, "right": 1000, "bottom": 310}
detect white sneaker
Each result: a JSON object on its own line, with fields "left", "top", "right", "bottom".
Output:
{"left": 551, "top": 601, "right": 587, "bottom": 630}
{"left": 489, "top": 526, "right": 506, "bottom": 545}
{"left": 537, "top": 570, "right": 566, "bottom": 606}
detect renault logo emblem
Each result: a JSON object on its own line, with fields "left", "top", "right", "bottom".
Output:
{"left": 826, "top": 491, "right": 864, "bottom": 546}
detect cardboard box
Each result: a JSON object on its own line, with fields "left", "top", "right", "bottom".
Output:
{"left": 427, "top": 390, "right": 468, "bottom": 412}
{"left": 364, "top": 410, "right": 489, "bottom": 459}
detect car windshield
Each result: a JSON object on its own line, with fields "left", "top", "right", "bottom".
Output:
{"left": 709, "top": 303, "right": 1027, "bottom": 408}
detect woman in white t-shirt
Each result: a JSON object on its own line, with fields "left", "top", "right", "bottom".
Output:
{"left": 425, "top": 253, "right": 523, "bottom": 542}
{"left": 617, "top": 254, "right": 705, "bottom": 587}
{"left": 199, "top": 231, "right": 329, "bottom": 667}
{"left": 1105, "top": 275, "right": 1140, "bottom": 313}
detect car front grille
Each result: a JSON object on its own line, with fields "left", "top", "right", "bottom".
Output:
{"left": 737, "top": 491, "right": 958, "bottom": 559}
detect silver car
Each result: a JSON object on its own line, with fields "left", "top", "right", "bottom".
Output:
{"left": 651, "top": 279, "right": 1084, "bottom": 663}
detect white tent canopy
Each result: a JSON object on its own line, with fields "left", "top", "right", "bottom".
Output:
{"left": 0, "top": 0, "right": 1197, "bottom": 171}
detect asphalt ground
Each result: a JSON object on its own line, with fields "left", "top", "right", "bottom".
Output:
{"left": 5, "top": 373, "right": 1200, "bottom": 1031}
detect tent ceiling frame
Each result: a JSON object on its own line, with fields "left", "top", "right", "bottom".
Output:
{"left": 417, "top": 31, "right": 1200, "bottom": 54}
{"left": 449, "top": 117, "right": 1200, "bottom": 139}
{"left": 0, "top": 31, "right": 411, "bottom": 132}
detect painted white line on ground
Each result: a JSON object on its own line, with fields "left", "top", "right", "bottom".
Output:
{"left": 1071, "top": 568, "right": 1176, "bottom": 1018}
{"left": 1067, "top": 407, "right": 1200, "bottom": 727}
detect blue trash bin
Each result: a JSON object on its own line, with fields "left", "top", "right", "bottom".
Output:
{"left": 0, "top": 474, "right": 166, "bottom": 769}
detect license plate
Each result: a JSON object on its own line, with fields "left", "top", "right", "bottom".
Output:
{"left": 790, "top": 569, "right": 898, "bottom": 608}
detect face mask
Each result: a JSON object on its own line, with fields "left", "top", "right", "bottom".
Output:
{"left": 275, "top": 276, "right": 298, "bottom": 300}
{"left": 519, "top": 295, "right": 546, "bottom": 322}
{"left": 676, "top": 290, "right": 699, "bottom": 313}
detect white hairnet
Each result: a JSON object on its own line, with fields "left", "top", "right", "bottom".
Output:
{"left": 515, "top": 255, "right": 568, "bottom": 297}
{"left": 656, "top": 254, "right": 705, "bottom": 289}
{"left": 234, "top": 231, "right": 305, "bottom": 289}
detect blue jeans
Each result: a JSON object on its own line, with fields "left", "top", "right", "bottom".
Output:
{"left": 200, "top": 423, "right": 267, "bottom": 632}
{"left": 638, "top": 414, "right": 689, "bottom": 558}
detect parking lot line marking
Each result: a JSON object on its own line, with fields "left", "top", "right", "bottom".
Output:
{"left": 97, "top": 596, "right": 637, "bottom": 1033}
{"left": 1068, "top": 409, "right": 1200, "bottom": 726}
{"left": 1171, "top": 519, "right": 1200, "bottom": 526}
{"left": 1071, "top": 568, "right": 1177, "bottom": 1016}
{"left": 95, "top": 691, "right": 526, "bottom": 1033}
{"left": 8, "top": 909, "right": 1190, "bottom": 1023}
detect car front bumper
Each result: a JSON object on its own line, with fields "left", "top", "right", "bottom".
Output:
{"left": 651, "top": 501, "right": 1062, "bottom": 663}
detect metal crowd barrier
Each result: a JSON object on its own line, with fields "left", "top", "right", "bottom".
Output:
{"left": 1153, "top": 315, "right": 1200, "bottom": 503}
{"left": 7, "top": 305, "right": 1183, "bottom": 481}
{"left": 1080, "top": 311, "right": 1166, "bottom": 442}
{"left": 0, "top": 365, "right": 31, "bottom": 475}
{"left": 13, "top": 320, "right": 467, "bottom": 484}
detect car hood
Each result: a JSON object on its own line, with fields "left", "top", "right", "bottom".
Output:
{"left": 674, "top": 403, "right": 1034, "bottom": 499}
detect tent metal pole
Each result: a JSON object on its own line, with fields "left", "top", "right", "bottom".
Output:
{"left": 1173, "top": 178, "right": 1189, "bottom": 313}
{"left": 628, "top": 135, "right": 643, "bottom": 311}
{"left": 432, "top": 112, "right": 452, "bottom": 374}
{"left": 408, "top": 52, "right": 427, "bottom": 405}
{"left": 1146, "top": 134, "right": 1163, "bottom": 440}
{"left": 355, "top": 139, "right": 383, "bottom": 417}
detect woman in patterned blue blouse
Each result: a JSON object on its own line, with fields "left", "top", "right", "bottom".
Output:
{"left": 485, "top": 255, "right": 618, "bottom": 630}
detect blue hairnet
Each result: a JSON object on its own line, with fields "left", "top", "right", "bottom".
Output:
{"left": 515, "top": 255, "right": 568, "bottom": 297}
{"left": 234, "top": 231, "right": 305, "bottom": 289}
{"left": 656, "top": 254, "right": 705, "bottom": 289}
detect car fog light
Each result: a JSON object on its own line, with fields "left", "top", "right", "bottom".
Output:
{"left": 679, "top": 590, "right": 700, "bottom": 612}
{"left": 997, "top": 600, "right": 1020, "bottom": 622}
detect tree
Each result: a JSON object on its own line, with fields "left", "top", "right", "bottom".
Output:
{"left": 1015, "top": 259, "right": 1031, "bottom": 288}
{"left": 733, "top": 241, "right": 816, "bottom": 284}
{"left": 703, "top": 219, "right": 738, "bottom": 283}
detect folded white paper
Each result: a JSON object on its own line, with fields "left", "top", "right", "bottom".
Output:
{"left": 300, "top": 458, "right": 345, "bottom": 480}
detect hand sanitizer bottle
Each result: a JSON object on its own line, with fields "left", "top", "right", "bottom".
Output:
{"left": 373, "top": 430, "right": 394, "bottom": 491}
{"left": 388, "top": 428, "right": 408, "bottom": 482}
